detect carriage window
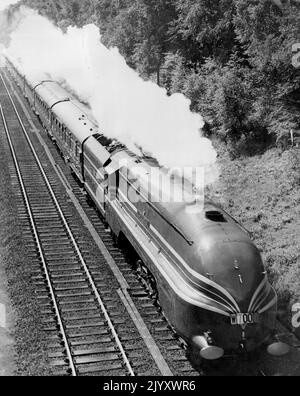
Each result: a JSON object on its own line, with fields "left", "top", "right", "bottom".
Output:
{"left": 68, "top": 133, "right": 72, "bottom": 148}
{"left": 75, "top": 142, "right": 79, "bottom": 158}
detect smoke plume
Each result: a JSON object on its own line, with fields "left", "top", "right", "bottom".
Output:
{"left": 4, "top": 7, "right": 218, "bottom": 183}
{"left": 0, "top": 0, "right": 19, "bottom": 12}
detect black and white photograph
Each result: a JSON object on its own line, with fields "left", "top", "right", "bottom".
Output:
{"left": 0, "top": 0, "right": 299, "bottom": 380}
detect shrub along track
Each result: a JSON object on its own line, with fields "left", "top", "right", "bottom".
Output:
{"left": 0, "top": 70, "right": 198, "bottom": 376}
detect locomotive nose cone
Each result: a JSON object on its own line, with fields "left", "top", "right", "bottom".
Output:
{"left": 267, "top": 341, "right": 290, "bottom": 357}
{"left": 193, "top": 336, "right": 224, "bottom": 360}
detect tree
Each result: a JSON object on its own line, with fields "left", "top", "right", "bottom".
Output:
{"left": 234, "top": 0, "right": 300, "bottom": 142}
{"left": 170, "top": 0, "right": 237, "bottom": 65}
{"left": 133, "top": 0, "right": 176, "bottom": 83}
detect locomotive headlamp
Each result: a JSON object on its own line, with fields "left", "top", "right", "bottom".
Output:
{"left": 267, "top": 339, "right": 290, "bottom": 357}
{"left": 267, "top": 333, "right": 290, "bottom": 357}
{"left": 193, "top": 334, "right": 224, "bottom": 360}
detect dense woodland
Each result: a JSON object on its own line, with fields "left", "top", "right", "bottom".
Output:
{"left": 10, "top": 0, "right": 300, "bottom": 155}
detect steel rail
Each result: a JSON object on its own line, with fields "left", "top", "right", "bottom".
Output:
{"left": 0, "top": 102, "right": 77, "bottom": 376}
{"left": 0, "top": 73, "right": 135, "bottom": 376}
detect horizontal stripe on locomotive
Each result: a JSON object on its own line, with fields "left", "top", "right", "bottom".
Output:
{"left": 110, "top": 199, "right": 233, "bottom": 317}
{"left": 258, "top": 294, "right": 277, "bottom": 314}
{"left": 83, "top": 154, "right": 105, "bottom": 180}
{"left": 250, "top": 280, "right": 268, "bottom": 311}
{"left": 116, "top": 177, "right": 241, "bottom": 312}
{"left": 118, "top": 189, "right": 240, "bottom": 314}
{"left": 252, "top": 284, "right": 271, "bottom": 312}
{"left": 248, "top": 277, "right": 276, "bottom": 314}
{"left": 117, "top": 172, "right": 242, "bottom": 310}
{"left": 252, "top": 286, "right": 276, "bottom": 314}
{"left": 84, "top": 159, "right": 108, "bottom": 190}
{"left": 84, "top": 156, "right": 98, "bottom": 178}
{"left": 85, "top": 182, "right": 105, "bottom": 214}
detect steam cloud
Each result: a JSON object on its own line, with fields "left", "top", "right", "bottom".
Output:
{"left": 4, "top": 7, "right": 218, "bottom": 182}
{"left": 0, "top": 0, "right": 19, "bottom": 12}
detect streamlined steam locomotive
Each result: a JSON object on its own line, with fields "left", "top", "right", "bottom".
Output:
{"left": 5, "top": 56, "right": 288, "bottom": 360}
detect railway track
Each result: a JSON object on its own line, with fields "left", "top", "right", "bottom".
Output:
{"left": 0, "top": 71, "right": 197, "bottom": 376}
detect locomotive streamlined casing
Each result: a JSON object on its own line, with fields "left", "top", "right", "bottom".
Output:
{"left": 6, "top": 57, "right": 280, "bottom": 359}
{"left": 80, "top": 143, "right": 277, "bottom": 354}
{"left": 102, "top": 156, "right": 277, "bottom": 352}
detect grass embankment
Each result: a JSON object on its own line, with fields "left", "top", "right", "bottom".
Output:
{"left": 210, "top": 145, "right": 300, "bottom": 325}
{"left": 0, "top": 143, "right": 49, "bottom": 375}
